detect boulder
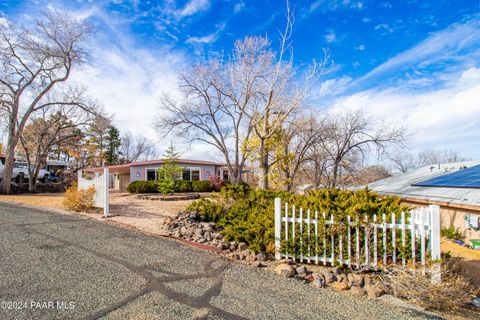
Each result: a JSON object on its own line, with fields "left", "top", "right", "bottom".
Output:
{"left": 321, "top": 272, "right": 337, "bottom": 284}
{"left": 256, "top": 252, "right": 267, "bottom": 261}
{"left": 274, "top": 263, "right": 296, "bottom": 278}
{"left": 304, "top": 274, "right": 314, "bottom": 282}
{"left": 238, "top": 242, "right": 248, "bottom": 251}
{"left": 364, "top": 282, "right": 385, "bottom": 298}
{"left": 252, "top": 261, "right": 264, "bottom": 268}
{"left": 311, "top": 278, "right": 325, "bottom": 289}
{"left": 347, "top": 273, "right": 365, "bottom": 287}
{"left": 296, "top": 265, "right": 308, "bottom": 275}
{"left": 312, "top": 272, "right": 324, "bottom": 281}
{"left": 350, "top": 286, "right": 366, "bottom": 297}
{"left": 331, "top": 281, "right": 350, "bottom": 291}
{"left": 294, "top": 273, "right": 306, "bottom": 281}
{"left": 217, "top": 243, "right": 228, "bottom": 250}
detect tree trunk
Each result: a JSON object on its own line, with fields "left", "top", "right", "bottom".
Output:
{"left": 0, "top": 144, "right": 16, "bottom": 194}
{"left": 258, "top": 138, "right": 269, "bottom": 190}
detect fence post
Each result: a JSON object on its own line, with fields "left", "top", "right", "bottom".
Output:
{"left": 103, "top": 167, "right": 110, "bottom": 218}
{"left": 430, "top": 205, "right": 441, "bottom": 283}
{"left": 274, "top": 198, "right": 282, "bottom": 260}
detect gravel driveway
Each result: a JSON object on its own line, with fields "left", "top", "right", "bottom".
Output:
{"left": 0, "top": 202, "right": 442, "bottom": 320}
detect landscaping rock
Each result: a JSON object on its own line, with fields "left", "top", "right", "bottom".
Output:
{"left": 274, "top": 263, "right": 296, "bottom": 278}
{"left": 217, "top": 243, "right": 228, "bottom": 250}
{"left": 294, "top": 273, "right": 306, "bottom": 281}
{"left": 321, "top": 272, "right": 337, "bottom": 284}
{"left": 252, "top": 261, "right": 264, "bottom": 268}
{"left": 332, "top": 267, "right": 343, "bottom": 275}
{"left": 256, "top": 252, "right": 267, "bottom": 261}
{"left": 296, "top": 265, "right": 308, "bottom": 275}
{"left": 350, "top": 286, "right": 366, "bottom": 297}
{"left": 312, "top": 273, "right": 324, "bottom": 281}
{"left": 364, "top": 282, "right": 385, "bottom": 298}
{"left": 304, "top": 274, "right": 314, "bottom": 282}
{"left": 238, "top": 242, "right": 248, "bottom": 251}
{"left": 311, "top": 278, "right": 325, "bottom": 289}
{"left": 331, "top": 281, "right": 350, "bottom": 291}
{"left": 245, "top": 254, "right": 256, "bottom": 263}
{"left": 347, "top": 273, "right": 365, "bottom": 287}
{"left": 337, "top": 274, "right": 348, "bottom": 284}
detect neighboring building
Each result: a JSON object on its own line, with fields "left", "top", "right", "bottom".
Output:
{"left": 365, "top": 161, "right": 480, "bottom": 242}
{"left": 87, "top": 159, "right": 248, "bottom": 192}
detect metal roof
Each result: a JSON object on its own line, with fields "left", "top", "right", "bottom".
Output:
{"left": 364, "top": 161, "right": 480, "bottom": 207}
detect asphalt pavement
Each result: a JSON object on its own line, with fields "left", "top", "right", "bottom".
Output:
{"left": 0, "top": 202, "right": 442, "bottom": 320}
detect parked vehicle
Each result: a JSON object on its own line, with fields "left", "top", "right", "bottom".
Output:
{"left": 0, "top": 156, "right": 49, "bottom": 183}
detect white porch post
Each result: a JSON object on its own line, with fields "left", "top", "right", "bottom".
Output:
{"left": 103, "top": 167, "right": 109, "bottom": 218}
{"left": 430, "top": 205, "right": 441, "bottom": 283}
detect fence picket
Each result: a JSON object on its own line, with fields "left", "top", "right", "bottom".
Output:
{"left": 292, "top": 205, "right": 296, "bottom": 262}
{"left": 347, "top": 215, "right": 351, "bottom": 268}
{"left": 315, "top": 210, "right": 319, "bottom": 265}
{"left": 365, "top": 215, "right": 369, "bottom": 268}
{"left": 421, "top": 208, "right": 426, "bottom": 269}
{"left": 307, "top": 209, "right": 311, "bottom": 263}
{"left": 323, "top": 212, "right": 326, "bottom": 265}
{"left": 373, "top": 214, "right": 377, "bottom": 269}
{"left": 285, "top": 202, "right": 288, "bottom": 259}
{"left": 383, "top": 214, "right": 387, "bottom": 266}
{"left": 356, "top": 217, "right": 360, "bottom": 268}
{"left": 300, "top": 208, "right": 304, "bottom": 263}
{"left": 410, "top": 214, "right": 416, "bottom": 267}
{"left": 401, "top": 211, "right": 406, "bottom": 267}
{"left": 331, "top": 214, "right": 335, "bottom": 265}
{"left": 392, "top": 213, "right": 396, "bottom": 264}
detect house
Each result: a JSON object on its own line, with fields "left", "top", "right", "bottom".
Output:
{"left": 87, "top": 159, "right": 248, "bottom": 192}
{"left": 364, "top": 161, "right": 480, "bottom": 242}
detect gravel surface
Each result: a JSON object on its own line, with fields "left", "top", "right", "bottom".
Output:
{"left": 0, "top": 202, "right": 443, "bottom": 320}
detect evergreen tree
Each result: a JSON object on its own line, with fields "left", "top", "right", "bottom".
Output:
{"left": 104, "top": 125, "right": 121, "bottom": 165}
{"left": 157, "top": 143, "right": 182, "bottom": 194}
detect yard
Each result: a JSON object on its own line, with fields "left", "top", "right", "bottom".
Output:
{"left": 0, "top": 192, "right": 195, "bottom": 237}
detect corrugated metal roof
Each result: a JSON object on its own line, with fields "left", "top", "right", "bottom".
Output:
{"left": 364, "top": 161, "right": 480, "bottom": 206}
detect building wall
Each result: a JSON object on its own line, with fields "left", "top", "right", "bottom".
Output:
{"left": 128, "top": 163, "right": 218, "bottom": 182}
{"left": 402, "top": 199, "right": 480, "bottom": 242}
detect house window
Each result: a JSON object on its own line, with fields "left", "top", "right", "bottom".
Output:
{"left": 146, "top": 169, "right": 156, "bottom": 181}
{"left": 191, "top": 170, "right": 200, "bottom": 181}
{"left": 182, "top": 169, "right": 191, "bottom": 181}
{"left": 222, "top": 170, "right": 229, "bottom": 181}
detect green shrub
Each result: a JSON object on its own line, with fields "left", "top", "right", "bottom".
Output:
{"left": 127, "top": 179, "right": 214, "bottom": 193}
{"left": 192, "top": 180, "right": 213, "bottom": 192}
{"left": 187, "top": 187, "right": 412, "bottom": 256}
{"left": 175, "top": 180, "right": 193, "bottom": 193}
{"left": 441, "top": 226, "right": 464, "bottom": 241}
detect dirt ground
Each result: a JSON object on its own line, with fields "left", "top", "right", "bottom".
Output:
{"left": 0, "top": 192, "right": 193, "bottom": 236}
{"left": 441, "top": 238, "right": 480, "bottom": 289}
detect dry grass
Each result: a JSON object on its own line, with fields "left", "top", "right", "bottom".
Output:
{"left": 0, "top": 193, "right": 66, "bottom": 209}
{"left": 381, "top": 259, "right": 477, "bottom": 311}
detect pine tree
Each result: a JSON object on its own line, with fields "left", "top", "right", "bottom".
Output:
{"left": 104, "top": 125, "right": 121, "bottom": 165}
{"left": 157, "top": 143, "right": 182, "bottom": 194}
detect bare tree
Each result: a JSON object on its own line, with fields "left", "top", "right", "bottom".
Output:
{"left": 272, "top": 114, "right": 321, "bottom": 191}
{"left": 309, "top": 110, "right": 404, "bottom": 188}
{"left": 19, "top": 101, "right": 95, "bottom": 192}
{"left": 0, "top": 12, "right": 90, "bottom": 193}
{"left": 119, "top": 132, "right": 155, "bottom": 163}
{"left": 388, "top": 148, "right": 465, "bottom": 173}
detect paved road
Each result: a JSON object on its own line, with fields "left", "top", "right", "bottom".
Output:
{"left": 0, "top": 202, "right": 442, "bottom": 320}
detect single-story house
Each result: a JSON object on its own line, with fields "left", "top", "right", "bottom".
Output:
{"left": 87, "top": 159, "right": 248, "bottom": 192}
{"left": 364, "top": 161, "right": 480, "bottom": 242}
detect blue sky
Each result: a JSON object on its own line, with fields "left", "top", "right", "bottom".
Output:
{"left": 1, "top": 0, "right": 480, "bottom": 161}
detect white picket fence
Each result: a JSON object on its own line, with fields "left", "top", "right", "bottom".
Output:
{"left": 77, "top": 167, "right": 109, "bottom": 217}
{"left": 274, "top": 198, "right": 441, "bottom": 271}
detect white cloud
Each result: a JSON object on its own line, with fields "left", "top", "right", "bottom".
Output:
{"left": 329, "top": 67, "right": 480, "bottom": 156}
{"left": 350, "top": 2, "right": 364, "bottom": 10}
{"left": 234, "top": 1, "right": 245, "bottom": 14}
{"left": 354, "top": 44, "right": 365, "bottom": 51}
{"left": 374, "top": 23, "right": 394, "bottom": 33}
{"left": 315, "top": 76, "right": 352, "bottom": 99}
{"left": 176, "top": 0, "right": 211, "bottom": 19}
{"left": 0, "top": 17, "right": 8, "bottom": 28}
{"left": 324, "top": 30, "right": 336, "bottom": 43}
{"left": 186, "top": 22, "right": 225, "bottom": 45}
{"left": 361, "top": 17, "right": 480, "bottom": 82}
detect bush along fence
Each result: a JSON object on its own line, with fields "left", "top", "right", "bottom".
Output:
{"left": 274, "top": 198, "right": 441, "bottom": 279}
